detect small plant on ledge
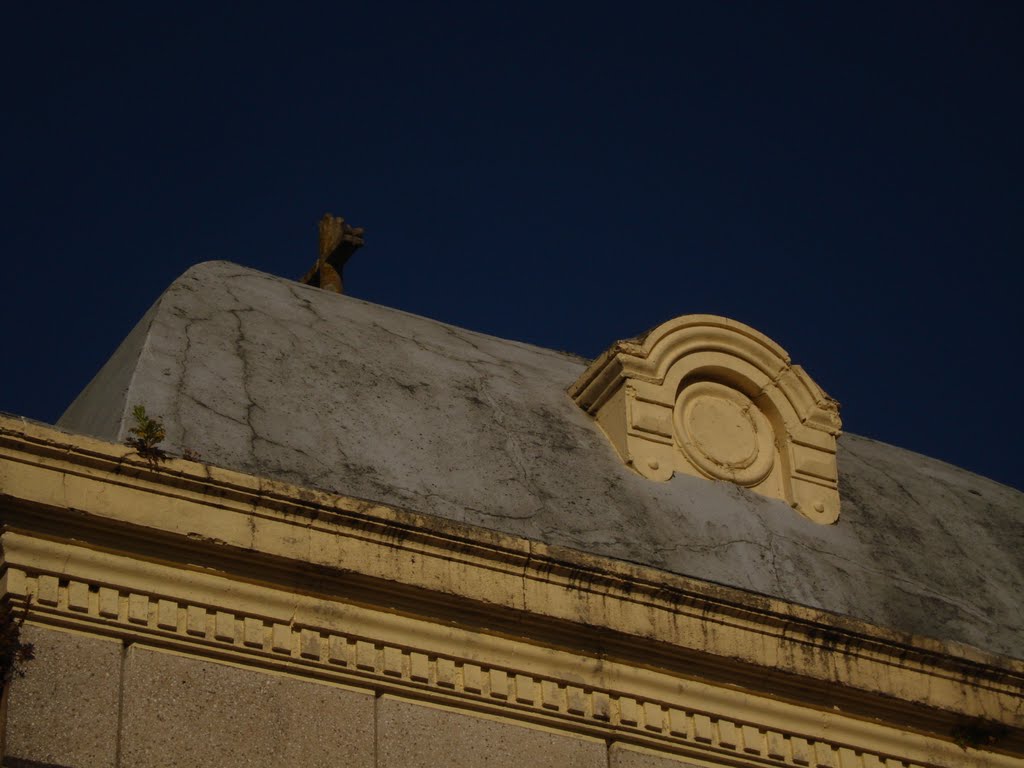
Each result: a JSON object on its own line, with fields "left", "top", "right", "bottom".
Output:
{"left": 125, "top": 404, "right": 167, "bottom": 466}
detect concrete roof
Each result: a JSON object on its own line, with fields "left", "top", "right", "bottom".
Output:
{"left": 60, "top": 261, "right": 1024, "bottom": 660}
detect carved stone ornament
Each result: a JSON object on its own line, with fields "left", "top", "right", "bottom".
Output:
{"left": 568, "top": 315, "right": 842, "bottom": 524}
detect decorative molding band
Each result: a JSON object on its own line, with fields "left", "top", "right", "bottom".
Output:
{"left": 2, "top": 561, "right": 997, "bottom": 768}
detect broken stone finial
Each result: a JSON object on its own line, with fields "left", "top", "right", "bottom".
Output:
{"left": 300, "top": 213, "right": 366, "bottom": 293}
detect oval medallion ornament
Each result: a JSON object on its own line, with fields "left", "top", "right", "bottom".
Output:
{"left": 674, "top": 381, "right": 774, "bottom": 486}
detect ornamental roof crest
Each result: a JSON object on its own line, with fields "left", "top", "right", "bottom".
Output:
{"left": 568, "top": 315, "right": 842, "bottom": 524}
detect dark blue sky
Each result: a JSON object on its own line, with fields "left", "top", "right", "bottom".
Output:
{"left": 3, "top": 3, "right": 1022, "bottom": 490}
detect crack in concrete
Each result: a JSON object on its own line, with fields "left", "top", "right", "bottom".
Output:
{"left": 176, "top": 317, "right": 197, "bottom": 452}
{"left": 763, "top": 526, "right": 785, "bottom": 596}
{"left": 225, "top": 303, "right": 259, "bottom": 468}
{"left": 466, "top": 362, "right": 537, "bottom": 520}
{"left": 283, "top": 282, "right": 327, "bottom": 324}
{"left": 178, "top": 390, "right": 246, "bottom": 428}
{"left": 370, "top": 321, "right": 438, "bottom": 357}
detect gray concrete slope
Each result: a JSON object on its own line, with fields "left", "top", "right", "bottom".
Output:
{"left": 60, "top": 261, "right": 1024, "bottom": 659}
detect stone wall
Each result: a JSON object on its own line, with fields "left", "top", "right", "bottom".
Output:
{"left": 4, "top": 625, "right": 703, "bottom": 768}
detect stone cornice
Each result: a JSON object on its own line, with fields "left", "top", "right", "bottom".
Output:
{"left": 1, "top": 415, "right": 1022, "bottom": 762}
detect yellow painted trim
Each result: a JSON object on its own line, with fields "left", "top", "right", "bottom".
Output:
{"left": 567, "top": 315, "right": 842, "bottom": 522}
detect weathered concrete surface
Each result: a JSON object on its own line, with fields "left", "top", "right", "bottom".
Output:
{"left": 59, "top": 261, "right": 1024, "bottom": 659}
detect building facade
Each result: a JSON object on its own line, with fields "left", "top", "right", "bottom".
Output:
{"left": 1, "top": 261, "right": 1021, "bottom": 767}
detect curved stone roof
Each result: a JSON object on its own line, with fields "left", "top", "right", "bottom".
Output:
{"left": 59, "top": 261, "right": 1024, "bottom": 659}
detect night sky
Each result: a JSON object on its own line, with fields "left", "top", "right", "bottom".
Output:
{"left": 3, "top": 3, "right": 1022, "bottom": 491}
